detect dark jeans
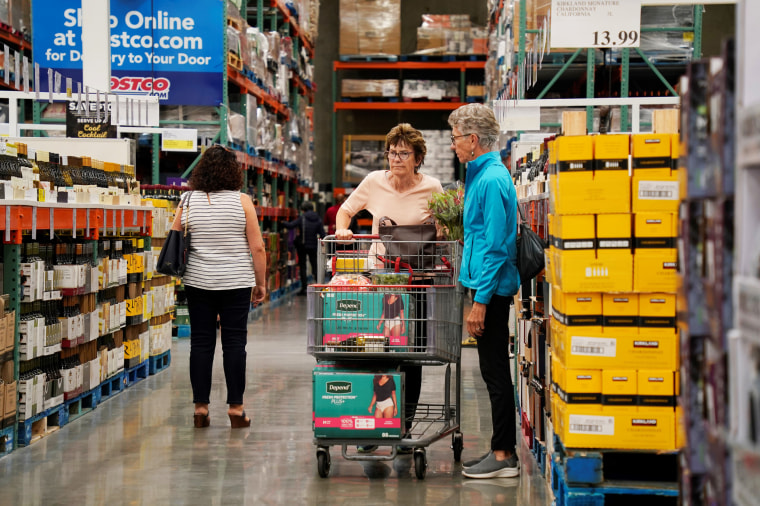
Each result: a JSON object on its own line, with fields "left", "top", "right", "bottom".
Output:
{"left": 185, "top": 285, "right": 252, "bottom": 405}
{"left": 298, "top": 247, "right": 318, "bottom": 290}
{"left": 475, "top": 292, "right": 517, "bottom": 453}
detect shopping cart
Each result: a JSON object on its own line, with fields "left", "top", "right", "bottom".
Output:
{"left": 307, "top": 235, "right": 464, "bottom": 479}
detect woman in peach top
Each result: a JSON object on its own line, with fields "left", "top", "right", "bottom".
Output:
{"left": 336, "top": 123, "right": 443, "bottom": 452}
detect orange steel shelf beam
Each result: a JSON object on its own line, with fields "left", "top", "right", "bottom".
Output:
{"left": 334, "top": 102, "right": 470, "bottom": 111}
{"left": 333, "top": 61, "right": 486, "bottom": 71}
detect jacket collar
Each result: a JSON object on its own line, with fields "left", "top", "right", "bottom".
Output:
{"left": 467, "top": 151, "right": 500, "bottom": 176}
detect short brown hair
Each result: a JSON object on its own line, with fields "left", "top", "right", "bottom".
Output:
{"left": 188, "top": 145, "right": 243, "bottom": 192}
{"left": 386, "top": 123, "right": 427, "bottom": 173}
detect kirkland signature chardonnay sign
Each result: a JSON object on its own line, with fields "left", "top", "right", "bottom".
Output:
{"left": 32, "top": 0, "right": 224, "bottom": 105}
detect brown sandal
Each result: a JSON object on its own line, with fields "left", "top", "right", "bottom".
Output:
{"left": 228, "top": 411, "right": 251, "bottom": 428}
{"left": 193, "top": 413, "right": 210, "bottom": 428}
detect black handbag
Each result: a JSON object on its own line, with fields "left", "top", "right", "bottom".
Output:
{"left": 377, "top": 216, "right": 437, "bottom": 271}
{"left": 156, "top": 192, "right": 192, "bottom": 277}
{"left": 516, "top": 204, "right": 546, "bottom": 282}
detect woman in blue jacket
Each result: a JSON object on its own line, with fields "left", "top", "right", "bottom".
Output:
{"left": 448, "top": 103, "right": 520, "bottom": 479}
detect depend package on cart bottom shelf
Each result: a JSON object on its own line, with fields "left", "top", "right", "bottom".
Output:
{"left": 313, "top": 369, "right": 405, "bottom": 439}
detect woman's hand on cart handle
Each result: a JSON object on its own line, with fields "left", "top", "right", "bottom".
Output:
{"left": 335, "top": 228, "right": 353, "bottom": 241}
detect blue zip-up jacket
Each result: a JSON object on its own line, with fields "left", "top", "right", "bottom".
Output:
{"left": 459, "top": 151, "right": 520, "bottom": 304}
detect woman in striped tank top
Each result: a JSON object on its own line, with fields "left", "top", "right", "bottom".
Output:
{"left": 169, "top": 145, "right": 267, "bottom": 429}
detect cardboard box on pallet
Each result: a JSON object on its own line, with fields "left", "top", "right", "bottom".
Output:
{"left": 602, "top": 293, "right": 639, "bottom": 336}
{"left": 551, "top": 213, "right": 633, "bottom": 293}
{"left": 554, "top": 397, "right": 676, "bottom": 450}
{"left": 339, "top": 0, "right": 400, "bottom": 56}
{"left": 313, "top": 368, "right": 404, "bottom": 439}
{"left": 639, "top": 293, "right": 677, "bottom": 336}
{"left": 601, "top": 369, "right": 637, "bottom": 412}
{"left": 634, "top": 213, "right": 678, "bottom": 293}
{"left": 631, "top": 134, "right": 680, "bottom": 213}
{"left": 551, "top": 319, "right": 678, "bottom": 370}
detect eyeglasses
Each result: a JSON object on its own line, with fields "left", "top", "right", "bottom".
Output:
{"left": 450, "top": 133, "right": 473, "bottom": 144}
{"left": 385, "top": 150, "right": 413, "bottom": 161}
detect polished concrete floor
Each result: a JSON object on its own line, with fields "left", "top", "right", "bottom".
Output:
{"left": 0, "top": 295, "right": 551, "bottom": 505}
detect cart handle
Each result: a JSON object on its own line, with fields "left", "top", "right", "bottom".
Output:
{"left": 322, "top": 234, "right": 380, "bottom": 241}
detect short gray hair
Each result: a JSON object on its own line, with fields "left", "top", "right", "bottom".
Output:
{"left": 447, "top": 103, "right": 500, "bottom": 150}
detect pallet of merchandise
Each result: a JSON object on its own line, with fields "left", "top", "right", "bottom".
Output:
{"left": 175, "top": 324, "right": 191, "bottom": 338}
{"left": 149, "top": 350, "right": 171, "bottom": 376}
{"left": 0, "top": 426, "right": 13, "bottom": 458}
{"left": 17, "top": 404, "right": 66, "bottom": 447}
{"left": 125, "top": 360, "right": 149, "bottom": 387}
{"left": 98, "top": 371, "right": 126, "bottom": 403}
{"left": 551, "top": 432, "right": 678, "bottom": 490}
{"left": 64, "top": 388, "right": 98, "bottom": 425}
{"left": 552, "top": 457, "right": 678, "bottom": 506}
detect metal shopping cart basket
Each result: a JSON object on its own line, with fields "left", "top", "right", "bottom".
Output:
{"left": 307, "top": 235, "right": 464, "bottom": 479}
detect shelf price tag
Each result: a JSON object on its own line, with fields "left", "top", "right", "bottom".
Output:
{"left": 550, "top": 0, "right": 641, "bottom": 49}
{"left": 161, "top": 128, "right": 198, "bottom": 153}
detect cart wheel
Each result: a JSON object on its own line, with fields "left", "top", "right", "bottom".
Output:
{"left": 414, "top": 449, "right": 427, "bottom": 480}
{"left": 452, "top": 432, "right": 464, "bottom": 462}
{"left": 317, "top": 448, "right": 331, "bottom": 478}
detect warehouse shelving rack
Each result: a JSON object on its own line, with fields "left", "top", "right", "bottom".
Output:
{"left": 330, "top": 59, "right": 486, "bottom": 189}
{"left": 492, "top": 0, "right": 703, "bottom": 131}
{"left": 1, "top": 201, "right": 154, "bottom": 455}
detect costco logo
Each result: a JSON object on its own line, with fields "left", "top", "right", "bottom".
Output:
{"left": 111, "top": 77, "right": 171, "bottom": 99}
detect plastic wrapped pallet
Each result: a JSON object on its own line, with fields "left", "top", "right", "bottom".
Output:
{"left": 339, "top": 0, "right": 400, "bottom": 56}
{"left": 341, "top": 79, "right": 399, "bottom": 98}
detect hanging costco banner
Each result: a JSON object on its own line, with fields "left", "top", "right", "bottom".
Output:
{"left": 550, "top": 0, "right": 642, "bottom": 49}
{"left": 32, "top": 0, "right": 224, "bottom": 105}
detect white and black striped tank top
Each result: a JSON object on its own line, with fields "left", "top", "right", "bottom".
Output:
{"left": 181, "top": 191, "right": 256, "bottom": 290}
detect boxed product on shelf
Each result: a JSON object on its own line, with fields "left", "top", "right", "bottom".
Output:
{"left": 551, "top": 318, "right": 678, "bottom": 371}
{"left": 549, "top": 135, "right": 631, "bottom": 215}
{"left": 401, "top": 80, "right": 458, "bottom": 101}
{"left": 339, "top": 0, "right": 400, "bottom": 56}
{"left": 631, "top": 133, "right": 680, "bottom": 213}
{"left": 341, "top": 79, "right": 399, "bottom": 98}
{"left": 553, "top": 396, "right": 676, "bottom": 450}
{"left": 415, "top": 14, "right": 487, "bottom": 55}
{"left": 601, "top": 369, "right": 638, "bottom": 409}
{"left": 633, "top": 212, "right": 678, "bottom": 293}
{"left": 602, "top": 293, "right": 639, "bottom": 335}
{"left": 313, "top": 368, "right": 404, "bottom": 439}
{"left": 343, "top": 135, "right": 386, "bottom": 182}
{"left": 1, "top": 360, "right": 15, "bottom": 421}
{"left": 550, "top": 213, "right": 633, "bottom": 293}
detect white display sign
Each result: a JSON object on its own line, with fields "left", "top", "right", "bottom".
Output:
{"left": 161, "top": 128, "right": 198, "bottom": 152}
{"left": 550, "top": 0, "right": 642, "bottom": 49}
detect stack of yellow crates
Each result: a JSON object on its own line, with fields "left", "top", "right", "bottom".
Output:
{"left": 547, "top": 133, "right": 680, "bottom": 450}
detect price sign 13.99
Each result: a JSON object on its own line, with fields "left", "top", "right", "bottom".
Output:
{"left": 551, "top": 0, "right": 642, "bottom": 49}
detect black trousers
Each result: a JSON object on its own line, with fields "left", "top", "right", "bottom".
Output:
{"left": 475, "top": 292, "right": 517, "bottom": 453}
{"left": 298, "top": 247, "right": 318, "bottom": 290}
{"left": 185, "top": 285, "right": 252, "bottom": 405}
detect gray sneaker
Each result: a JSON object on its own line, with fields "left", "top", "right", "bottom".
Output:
{"left": 462, "top": 452, "right": 520, "bottom": 479}
{"left": 463, "top": 451, "right": 492, "bottom": 469}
